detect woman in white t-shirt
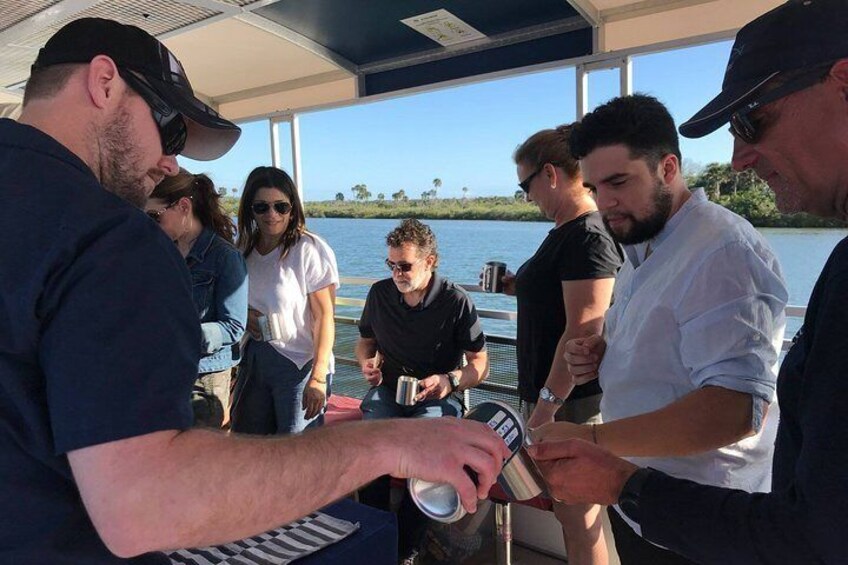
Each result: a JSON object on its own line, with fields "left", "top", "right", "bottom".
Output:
{"left": 230, "top": 166, "right": 339, "bottom": 435}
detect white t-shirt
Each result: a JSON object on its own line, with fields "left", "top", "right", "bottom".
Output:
{"left": 246, "top": 232, "right": 339, "bottom": 371}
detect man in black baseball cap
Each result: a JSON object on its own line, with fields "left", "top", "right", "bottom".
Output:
{"left": 0, "top": 16, "right": 509, "bottom": 564}
{"left": 529, "top": 1, "right": 848, "bottom": 563}
{"left": 679, "top": 0, "right": 848, "bottom": 141}
{"left": 32, "top": 17, "right": 240, "bottom": 161}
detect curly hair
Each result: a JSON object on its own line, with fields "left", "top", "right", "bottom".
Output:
{"left": 385, "top": 219, "right": 439, "bottom": 268}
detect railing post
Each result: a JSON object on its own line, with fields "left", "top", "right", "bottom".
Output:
{"left": 495, "top": 502, "right": 512, "bottom": 565}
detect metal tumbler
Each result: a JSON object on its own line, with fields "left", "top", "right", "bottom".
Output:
{"left": 408, "top": 400, "right": 547, "bottom": 523}
{"left": 395, "top": 376, "right": 419, "bottom": 406}
{"left": 481, "top": 261, "right": 507, "bottom": 293}
{"left": 257, "top": 313, "right": 283, "bottom": 341}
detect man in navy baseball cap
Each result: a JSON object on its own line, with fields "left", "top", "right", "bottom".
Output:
{"left": 32, "top": 17, "right": 240, "bottom": 161}
{"left": 680, "top": 0, "right": 848, "bottom": 140}
{"left": 0, "top": 16, "right": 510, "bottom": 563}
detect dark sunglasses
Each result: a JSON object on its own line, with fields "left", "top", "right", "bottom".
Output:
{"left": 146, "top": 201, "right": 178, "bottom": 223}
{"left": 252, "top": 201, "right": 293, "bottom": 215}
{"left": 729, "top": 67, "right": 829, "bottom": 144}
{"left": 385, "top": 258, "right": 419, "bottom": 273}
{"left": 119, "top": 69, "right": 188, "bottom": 156}
{"left": 518, "top": 165, "right": 544, "bottom": 193}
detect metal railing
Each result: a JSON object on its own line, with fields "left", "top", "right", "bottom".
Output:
{"left": 333, "top": 276, "right": 806, "bottom": 407}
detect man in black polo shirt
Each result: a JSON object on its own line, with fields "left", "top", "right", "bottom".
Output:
{"left": 356, "top": 218, "right": 489, "bottom": 561}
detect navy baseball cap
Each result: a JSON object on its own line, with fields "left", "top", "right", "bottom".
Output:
{"left": 33, "top": 18, "right": 240, "bottom": 160}
{"left": 679, "top": 0, "right": 848, "bottom": 139}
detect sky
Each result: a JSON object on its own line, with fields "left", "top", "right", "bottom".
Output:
{"left": 181, "top": 39, "right": 735, "bottom": 202}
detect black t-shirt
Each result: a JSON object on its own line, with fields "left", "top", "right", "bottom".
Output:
{"left": 0, "top": 119, "right": 200, "bottom": 563}
{"left": 358, "top": 275, "right": 486, "bottom": 390}
{"left": 514, "top": 212, "right": 622, "bottom": 402}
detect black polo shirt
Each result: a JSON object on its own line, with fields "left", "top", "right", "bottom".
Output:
{"left": 0, "top": 119, "right": 199, "bottom": 563}
{"left": 515, "top": 212, "right": 622, "bottom": 402}
{"left": 358, "top": 275, "right": 485, "bottom": 390}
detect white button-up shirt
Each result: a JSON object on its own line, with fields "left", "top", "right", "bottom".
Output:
{"left": 601, "top": 189, "right": 788, "bottom": 535}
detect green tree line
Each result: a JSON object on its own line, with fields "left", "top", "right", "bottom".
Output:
{"left": 218, "top": 165, "right": 846, "bottom": 227}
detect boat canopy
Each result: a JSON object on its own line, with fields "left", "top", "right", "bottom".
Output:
{"left": 1, "top": 0, "right": 783, "bottom": 122}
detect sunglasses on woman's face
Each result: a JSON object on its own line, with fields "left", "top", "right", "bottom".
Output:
{"left": 146, "top": 201, "right": 178, "bottom": 223}
{"left": 251, "top": 201, "right": 292, "bottom": 215}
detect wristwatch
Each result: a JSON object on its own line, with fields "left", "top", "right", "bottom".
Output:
{"left": 446, "top": 372, "right": 461, "bottom": 392}
{"left": 539, "top": 386, "right": 565, "bottom": 406}
{"left": 618, "top": 467, "right": 654, "bottom": 524}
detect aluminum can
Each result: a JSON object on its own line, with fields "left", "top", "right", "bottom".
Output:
{"left": 408, "top": 400, "right": 546, "bottom": 523}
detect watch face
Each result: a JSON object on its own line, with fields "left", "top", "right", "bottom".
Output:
{"left": 540, "top": 387, "right": 562, "bottom": 404}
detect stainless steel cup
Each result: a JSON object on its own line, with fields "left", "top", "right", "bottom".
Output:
{"left": 395, "top": 376, "right": 419, "bottom": 406}
{"left": 481, "top": 261, "right": 507, "bottom": 293}
{"left": 257, "top": 313, "right": 283, "bottom": 342}
{"left": 408, "top": 400, "right": 547, "bottom": 523}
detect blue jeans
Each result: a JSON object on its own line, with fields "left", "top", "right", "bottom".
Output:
{"left": 360, "top": 384, "right": 462, "bottom": 420}
{"left": 359, "top": 384, "right": 461, "bottom": 558}
{"left": 230, "top": 340, "right": 330, "bottom": 435}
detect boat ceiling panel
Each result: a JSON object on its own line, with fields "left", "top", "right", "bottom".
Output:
{"left": 254, "top": 0, "right": 583, "bottom": 65}
{"left": 163, "top": 18, "right": 342, "bottom": 99}
{"left": 0, "top": 0, "right": 786, "bottom": 121}
{"left": 597, "top": 0, "right": 784, "bottom": 52}
{"left": 0, "top": 0, "right": 62, "bottom": 33}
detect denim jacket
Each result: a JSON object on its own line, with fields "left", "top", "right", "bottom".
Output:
{"left": 186, "top": 227, "right": 248, "bottom": 373}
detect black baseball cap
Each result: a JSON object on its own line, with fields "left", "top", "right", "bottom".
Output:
{"left": 679, "top": 0, "right": 848, "bottom": 139}
{"left": 32, "top": 17, "right": 240, "bottom": 160}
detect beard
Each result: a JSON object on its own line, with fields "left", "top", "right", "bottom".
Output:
{"left": 99, "top": 103, "right": 156, "bottom": 208}
{"left": 393, "top": 269, "right": 428, "bottom": 294}
{"left": 603, "top": 179, "right": 673, "bottom": 245}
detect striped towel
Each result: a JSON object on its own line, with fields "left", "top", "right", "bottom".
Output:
{"left": 169, "top": 512, "right": 359, "bottom": 564}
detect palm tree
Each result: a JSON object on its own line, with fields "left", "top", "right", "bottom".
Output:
{"left": 432, "top": 178, "right": 441, "bottom": 201}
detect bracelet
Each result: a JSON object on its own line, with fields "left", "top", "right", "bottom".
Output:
{"left": 310, "top": 377, "right": 327, "bottom": 384}
{"left": 591, "top": 423, "right": 598, "bottom": 445}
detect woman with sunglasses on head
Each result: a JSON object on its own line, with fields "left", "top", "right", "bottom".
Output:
{"left": 230, "top": 166, "right": 339, "bottom": 435}
{"left": 504, "top": 125, "right": 623, "bottom": 565}
{"left": 146, "top": 169, "right": 248, "bottom": 428}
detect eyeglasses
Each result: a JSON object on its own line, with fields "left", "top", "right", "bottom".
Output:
{"left": 251, "top": 201, "right": 293, "bottom": 215}
{"left": 119, "top": 69, "right": 188, "bottom": 156}
{"left": 518, "top": 165, "right": 544, "bottom": 193}
{"left": 729, "top": 67, "right": 829, "bottom": 144}
{"left": 385, "top": 258, "right": 421, "bottom": 273}
{"left": 146, "top": 201, "right": 178, "bottom": 223}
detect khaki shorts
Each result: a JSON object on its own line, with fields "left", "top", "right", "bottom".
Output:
{"left": 522, "top": 392, "right": 602, "bottom": 425}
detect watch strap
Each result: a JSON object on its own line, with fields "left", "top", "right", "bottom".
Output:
{"left": 540, "top": 386, "right": 565, "bottom": 406}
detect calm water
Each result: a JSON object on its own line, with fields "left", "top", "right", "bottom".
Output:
{"left": 309, "top": 218, "right": 847, "bottom": 336}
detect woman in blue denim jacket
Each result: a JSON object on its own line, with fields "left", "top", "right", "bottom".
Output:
{"left": 146, "top": 169, "right": 248, "bottom": 427}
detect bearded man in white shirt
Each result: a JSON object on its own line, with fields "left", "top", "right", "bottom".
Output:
{"left": 534, "top": 94, "right": 788, "bottom": 565}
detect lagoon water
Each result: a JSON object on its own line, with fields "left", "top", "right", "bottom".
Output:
{"left": 309, "top": 217, "right": 846, "bottom": 336}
